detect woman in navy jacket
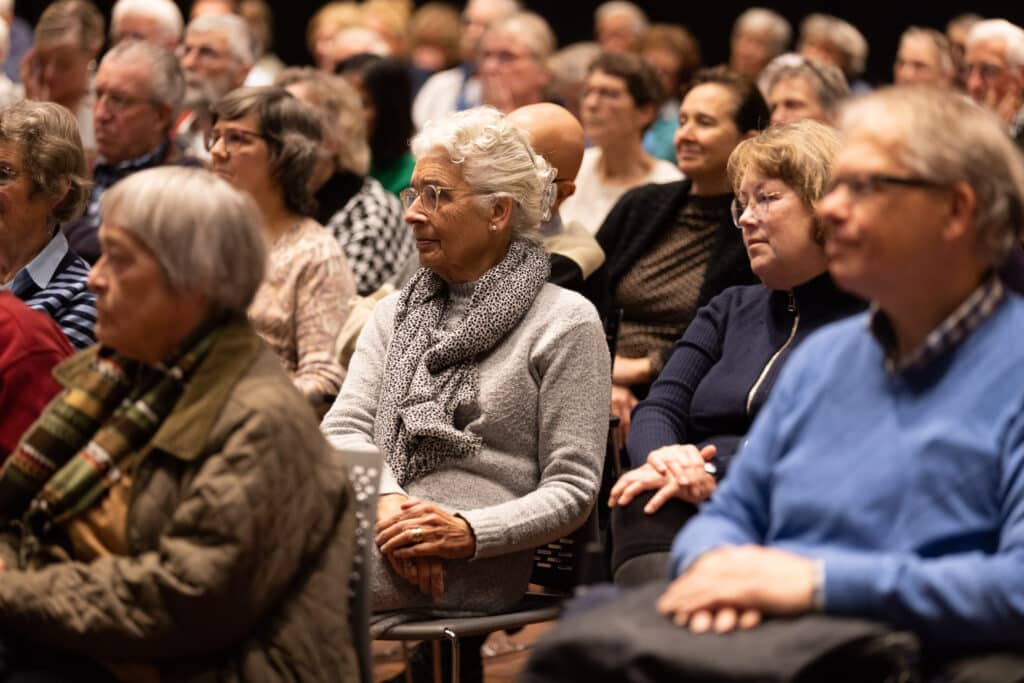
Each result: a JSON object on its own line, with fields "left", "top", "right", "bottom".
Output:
{"left": 608, "top": 120, "right": 864, "bottom": 584}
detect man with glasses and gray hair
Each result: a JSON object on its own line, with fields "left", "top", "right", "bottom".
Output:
{"left": 65, "top": 39, "right": 198, "bottom": 263}
{"left": 525, "top": 86, "right": 1024, "bottom": 681}
{"left": 173, "top": 13, "right": 254, "bottom": 160}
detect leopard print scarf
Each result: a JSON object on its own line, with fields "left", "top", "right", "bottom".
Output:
{"left": 376, "top": 238, "right": 550, "bottom": 486}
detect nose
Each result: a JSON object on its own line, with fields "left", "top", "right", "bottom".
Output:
{"left": 86, "top": 256, "right": 107, "bottom": 294}
{"left": 815, "top": 185, "right": 848, "bottom": 228}
{"left": 180, "top": 47, "right": 198, "bottom": 71}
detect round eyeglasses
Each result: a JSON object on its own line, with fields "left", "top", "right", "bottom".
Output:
{"left": 731, "top": 191, "right": 782, "bottom": 228}
{"left": 400, "top": 184, "right": 457, "bottom": 213}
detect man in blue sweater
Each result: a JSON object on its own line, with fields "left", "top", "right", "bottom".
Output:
{"left": 657, "top": 86, "right": 1024, "bottom": 649}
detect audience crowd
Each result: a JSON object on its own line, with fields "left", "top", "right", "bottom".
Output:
{"left": 0, "top": 1, "right": 1022, "bottom": 681}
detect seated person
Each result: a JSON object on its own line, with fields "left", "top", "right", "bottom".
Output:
{"left": 322, "top": 107, "right": 609, "bottom": 677}
{"left": 0, "top": 292, "right": 73, "bottom": 459}
{"left": 607, "top": 120, "right": 863, "bottom": 585}
{"left": 757, "top": 52, "right": 849, "bottom": 127}
{"left": 0, "top": 167, "right": 357, "bottom": 680}
{"left": 209, "top": 86, "right": 356, "bottom": 411}
{"left": 0, "top": 101, "right": 96, "bottom": 349}
{"left": 524, "top": 85, "right": 1024, "bottom": 683}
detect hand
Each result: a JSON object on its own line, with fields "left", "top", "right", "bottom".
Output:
{"left": 646, "top": 444, "right": 717, "bottom": 508}
{"left": 19, "top": 49, "right": 46, "bottom": 102}
{"left": 388, "top": 555, "right": 446, "bottom": 601}
{"left": 376, "top": 499, "right": 476, "bottom": 560}
{"left": 656, "top": 545, "right": 817, "bottom": 633}
{"left": 610, "top": 384, "right": 639, "bottom": 445}
{"left": 612, "top": 355, "right": 652, "bottom": 387}
{"left": 377, "top": 493, "right": 411, "bottom": 529}
{"left": 608, "top": 463, "right": 668, "bottom": 508}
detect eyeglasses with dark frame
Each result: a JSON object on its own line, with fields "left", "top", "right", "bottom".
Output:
{"left": 204, "top": 127, "right": 270, "bottom": 153}
{"left": 824, "top": 174, "right": 949, "bottom": 199}
{"left": 400, "top": 184, "right": 458, "bottom": 213}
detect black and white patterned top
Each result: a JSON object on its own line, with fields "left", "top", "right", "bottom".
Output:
{"left": 321, "top": 175, "right": 414, "bottom": 296}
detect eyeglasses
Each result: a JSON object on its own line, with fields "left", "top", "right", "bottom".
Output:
{"left": 94, "top": 86, "right": 156, "bottom": 113}
{"left": 480, "top": 49, "right": 533, "bottom": 65}
{"left": 176, "top": 42, "right": 231, "bottom": 64}
{"left": 204, "top": 128, "right": 269, "bottom": 153}
{"left": 824, "top": 173, "right": 948, "bottom": 199}
{"left": 731, "top": 190, "right": 783, "bottom": 228}
{"left": 400, "top": 184, "right": 458, "bottom": 213}
{"left": 960, "top": 62, "right": 1007, "bottom": 83}
{"left": 0, "top": 163, "right": 18, "bottom": 185}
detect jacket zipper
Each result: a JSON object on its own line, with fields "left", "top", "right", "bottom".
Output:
{"left": 746, "top": 291, "right": 799, "bottom": 416}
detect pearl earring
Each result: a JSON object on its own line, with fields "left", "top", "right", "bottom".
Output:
{"left": 489, "top": 223, "right": 497, "bottom": 232}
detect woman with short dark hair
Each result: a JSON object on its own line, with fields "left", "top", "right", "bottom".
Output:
{"left": 210, "top": 86, "right": 355, "bottom": 411}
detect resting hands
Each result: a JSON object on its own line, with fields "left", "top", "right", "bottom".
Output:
{"left": 609, "top": 444, "right": 717, "bottom": 512}
{"left": 376, "top": 496, "right": 477, "bottom": 601}
{"left": 656, "top": 545, "right": 817, "bottom": 634}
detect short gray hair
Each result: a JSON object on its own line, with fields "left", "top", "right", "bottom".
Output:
{"left": 733, "top": 8, "right": 792, "bottom": 57}
{"left": 101, "top": 166, "right": 267, "bottom": 316}
{"left": 111, "top": 0, "right": 183, "bottom": 45}
{"left": 837, "top": 87, "right": 1024, "bottom": 266}
{"left": 799, "top": 14, "right": 868, "bottom": 78}
{"left": 594, "top": 2, "right": 648, "bottom": 35}
{"left": 485, "top": 12, "right": 556, "bottom": 62}
{"left": 899, "top": 27, "right": 955, "bottom": 79}
{"left": 758, "top": 52, "right": 849, "bottom": 114}
{"left": 186, "top": 14, "right": 255, "bottom": 65}
{"left": 410, "top": 106, "right": 557, "bottom": 240}
{"left": 966, "top": 19, "right": 1024, "bottom": 70}
{"left": 101, "top": 40, "right": 185, "bottom": 119}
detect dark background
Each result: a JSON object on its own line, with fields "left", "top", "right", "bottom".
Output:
{"left": 15, "top": 1, "right": 1024, "bottom": 86}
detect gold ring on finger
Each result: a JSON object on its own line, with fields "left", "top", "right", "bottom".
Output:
{"left": 410, "top": 527, "right": 424, "bottom": 544}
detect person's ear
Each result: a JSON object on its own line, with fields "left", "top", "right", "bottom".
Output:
{"left": 941, "top": 180, "right": 976, "bottom": 244}
{"left": 489, "top": 195, "right": 514, "bottom": 233}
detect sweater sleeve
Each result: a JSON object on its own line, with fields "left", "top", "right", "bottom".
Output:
{"left": 822, "top": 408, "right": 1024, "bottom": 647}
{"left": 626, "top": 291, "right": 730, "bottom": 468}
{"left": 667, "top": 341, "right": 802, "bottom": 576}
{"left": 457, "top": 316, "right": 611, "bottom": 560}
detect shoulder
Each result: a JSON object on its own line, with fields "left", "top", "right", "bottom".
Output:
{"left": 705, "top": 283, "right": 770, "bottom": 317}
{"left": 615, "top": 179, "right": 690, "bottom": 212}
{"left": 286, "top": 220, "right": 349, "bottom": 263}
{"left": 0, "top": 293, "right": 70, "bottom": 354}
{"left": 649, "top": 159, "right": 684, "bottom": 183}
{"left": 520, "top": 284, "right": 603, "bottom": 342}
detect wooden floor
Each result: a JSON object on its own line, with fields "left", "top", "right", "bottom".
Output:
{"left": 372, "top": 622, "right": 553, "bottom": 682}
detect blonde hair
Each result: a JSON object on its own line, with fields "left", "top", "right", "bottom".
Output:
{"left": 306, "top": 2, "right": 361, "bottom": 58}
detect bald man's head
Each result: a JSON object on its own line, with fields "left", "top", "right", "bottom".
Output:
{"left": 508, "top": 102, "right": 584, "bottom": 212}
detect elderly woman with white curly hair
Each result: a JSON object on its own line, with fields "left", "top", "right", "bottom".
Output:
{"left": 322, "top": 106, "right": 609, "bottom": 625}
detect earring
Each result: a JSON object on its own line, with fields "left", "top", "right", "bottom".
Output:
{"left": 489, "top": 223, "right": 497, "bottom": 232}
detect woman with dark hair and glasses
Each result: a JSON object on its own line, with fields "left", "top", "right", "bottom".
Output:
{"left": 209, "top": 86, "right": 355, "bottom": 413}
{"left": 336, "top": 53, "right": 416, "bottom": 196}
{"left": 607, "top": 120, "right": 864, "bottom": 585}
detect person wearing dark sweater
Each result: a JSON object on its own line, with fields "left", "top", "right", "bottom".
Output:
{"left": 597, "top": 66, "right": 768, "bottom": 443}
{"left": 608, "top": 120, "right": 862, "bottom": 584}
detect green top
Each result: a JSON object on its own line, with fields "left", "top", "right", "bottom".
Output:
{"left": 370, "top": 151, "right": 415, "bottom": 196}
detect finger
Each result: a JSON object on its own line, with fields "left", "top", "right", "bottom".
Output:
{"left": 608, "top": 474, "right": 631, "bottom": 505}
{"left": 430, "top": 562, "right": 445, "bottom": 601}
{"left": 616, "top": 477, "right": 654, "bottom": 507}
{"left": 418, "top": 560, "right": 433, "bottom": 596}
{"left": 739, "top": 609, "right": 762, "bottom": 630}
{"left": 644, "top": 480, "right": 680, "bottom": 514}
{"left": 713, "top": 607, "right": 738, "bottom": 633}
{"left": 689, "top": 610, "right": 713, "bottom": 633}
{"left": 378, "top": 525, "right": 431, "bottom": 555}
{"left": 699, "top": 444, "right": 718, "bottom": 461}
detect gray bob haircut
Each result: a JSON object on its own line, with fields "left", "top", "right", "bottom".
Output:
{"left": 101, "top": 167, "right": 267, "bottom": 316}
{"left": 837, "top": 87, "right": 1024, "bottom": 266}
{"left": 758, "top": 52, "right": 849, "bottom": 114}
{"left": 734, "top": 8, "right": 792, "bottom": 56}
{"left": 411, "top": 106, "right": 557, "bottom": 240}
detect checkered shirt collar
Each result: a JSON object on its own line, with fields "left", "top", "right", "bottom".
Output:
{"left": 869, "top": 274, "right": 1005, "bottom": 375}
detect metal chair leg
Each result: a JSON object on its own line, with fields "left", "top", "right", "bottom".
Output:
{"left": 431, "top": 640, "right": 442, "bottom": 683}
{"left": 399, "top": 641, "right": 414, "bottom": 683}
{"left": 443, "top": 628, "right": 460, "bottom": 683}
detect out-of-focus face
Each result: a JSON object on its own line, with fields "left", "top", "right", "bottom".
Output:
{"left": 402, "top": 151, "right": 505, "bottom": 283}
{"left": 581, "top": 69, "right": 651, "bottom": 146}
{"left": 948, "top": 24, "right": 972, "bottom": 74}
{"left": 734, "top": 167, "right": 826, "bottom": 289}
{"left": 894, "top": 35, "right": 950, "bottom": 86}
{"left": 178, "top": 30, "right": 247, "bottom": 111}
{"left": 478, "top": 31, "right": 550, "bottom": 113}
{"left": 112, "top": 12, "right": 178, "bottom": 50}
{"left": 964, "top": 39, "right": 1021, "bottom": 116}
{"left": 208, "top": 112, "right": 277, "bottom": 201}
{"left": 816, "top": 132, "right": 950, "bottom": 302}
{"left": 93, "top": 58, "right": 170, "bottom": 164}
{"left": 767, "top": 75, "right": 827, "bottom": 126}
{"left": 190, "top": 0, "right": 235, "bottom": 20}
{"left": 31, "top": 41, "right": 93, "bottom": 107}
{"left": 730, "top": 27, "right": 776, "bottom": 78}
{"left": 89, "top": 223, "right": 207, "bottom": 364}
{"left": 460, "top": 0, "right": 508, "bottom": 63}
{"left": 596, "top": 12, "right": 641, "bottom": 54}
{"left": 674, "top": 83, "right": 744, "bottom": 186}
{"left": 0, "top": 143, "right": 53, "bottom": 253}
{"left": 643, "top": 46, "right": 682, "bottom": 101}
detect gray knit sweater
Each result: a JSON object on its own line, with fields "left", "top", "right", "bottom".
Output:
{"left": 322, "top": 282, "right": 610, "bottom": 613}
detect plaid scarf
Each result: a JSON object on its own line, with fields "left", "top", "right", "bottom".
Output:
{"left": 0, "top": 321, "right": 221, "bottom": 547}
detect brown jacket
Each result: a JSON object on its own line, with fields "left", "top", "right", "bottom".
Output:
{"left": 0, "top": 320, "right": 358, "bottom": 682}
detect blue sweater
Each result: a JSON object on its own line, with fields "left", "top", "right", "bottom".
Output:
{"left": 670, "top": 293, "right": 1024, "bottom": 647}
{"left": 627, "top": 273, "right": 863, "bottom": 472}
